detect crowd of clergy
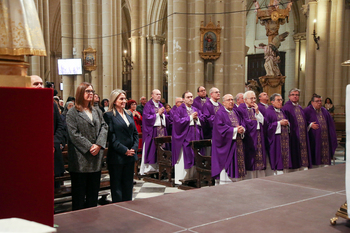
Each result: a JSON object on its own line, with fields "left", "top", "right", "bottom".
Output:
{"left": 140, "top": 86, "right": 338, "bottom": 185}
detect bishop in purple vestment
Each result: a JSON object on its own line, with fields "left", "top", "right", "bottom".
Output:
{"left": 303, "top": 95, "right": 337, "bottom": 166}
{"left": 234, "top": 93, "right": 244, "bottom": 109}
{"left": 258, "top": 92, "right": 269, "bottom": 116}
{"left": 212, "top": 94, "right": 246, "bottom": 184}
{"left": 167, "top": 97, "right": 183, "bottom": 136}
{"left": 236, "top": 91, "right": 266, "bottom": 178}
{"left": 193, "top": 86, "right": 210, "bottom": 112}
{"left": 265, "top": 94, "right": 292, "bottom": 174}
{"left": 172, "top": 92, "right": 203, "bottom": 184}
{"left": 282, "top": 89, "right": 312, "bottom": 170}
{"left": 140, "top": 89, "right": 168, "bottom": 175}
{"left": 201, "top": 87, "right": 223, "bottom": 139}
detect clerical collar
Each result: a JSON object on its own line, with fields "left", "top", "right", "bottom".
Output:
{"left": 312, "top": 106, "right": 321, "bottom": 112}
{"left": 201, "top": 97, "right": 206, "bottom": 100}
{"left": 210, "top": 98, "right": 219, "bottom": 106}
{"left": 225, "top": 107, "right": 232, "bottom": 113}
{"left": 260, "top": 102, "right": 268, "bottom": 106}
{"left": 152, "top": 100, "right": 159, "bottom": 108}
{"left": 245, "top": 103, "right": 251, "bottom": 110}
{"left": 235, "top": 104, "right": 239, "bottom": 108}
{"left": 186, "top": 105, "right": 192, "bottom": 110}
{"left": 274, "top": 107, "right": 281, "bottom": 112}
{"left": 292, "top": 102, "right": 299, "bottom": 106}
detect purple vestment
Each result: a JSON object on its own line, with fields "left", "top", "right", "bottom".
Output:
{"left": 265, "top": 105, "right": 292, "bottom": 170}
{"left": 193, "top": 96, "right": 210, "bottom": 112}
{"left": 142, "top": 99, "right": 168, "bottom": 164}
{"left": 258, "top": 102, "right": 268, "bottom": 117}
{"left": 282, "top": 101, "right": 312, "bottom": 169}
{"left": 236, "top": 103, "right": 266, "bottom": 171}
{"left": 171, "top": 103, "right": 203, "bottom": 169}
{"left": 201, "top": 100, "right": 223, "bottom": 139}
{"left": 167, "top": 105, "right": 177, "bottom": 135}
{"left": 211, "top": 107, "right": 245, "bottom": 179}
{"left": 303, "top": 105, "right": 337, "bottom": 165}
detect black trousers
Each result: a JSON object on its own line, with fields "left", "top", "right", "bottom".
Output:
{"left": 108, "top": 162, "right": 134, "bottom": 203}
{"left": 70, "top": 171, "right": 101, "bottom": 211}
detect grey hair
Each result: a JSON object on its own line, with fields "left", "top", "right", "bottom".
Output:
{"left": 270, "top": 93, "right": 281, "bottom": 102}
{"left": 235, "top": 93, "right": 244, "bottom": 101}
{"left": 108, "top": 89, "right": 127, "bottom": 116}
{"left": 140, "top": 96, "right": 146, "bottom": 100}
{"left": 151, "top": 89, "right": 160, "bottom": 95}
{"left": 223, "top": 94, "right": 233, "bottom": 102}
{"left": 243, "top": 91, "right": 255, "bottom": 100}
{"left": 209, "top": 87, "right": 218, "bottom": 95}
{"left": 288, "top": 88, "right": 301, "bottom": 96}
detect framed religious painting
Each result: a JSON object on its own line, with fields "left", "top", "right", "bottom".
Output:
{"left": 199, "top": 19, "right": 221, "bottom": 60}
{"left": 83, "top": 47, "right": 97, "bottom": 72}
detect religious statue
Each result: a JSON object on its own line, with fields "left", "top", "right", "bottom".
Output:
{"left": 256, "top": 32, "right": 289, "bottom": 76}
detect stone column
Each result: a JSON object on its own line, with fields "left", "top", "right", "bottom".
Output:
{"left": 130, "top": 0, "right": 140, "bottom": 100}
{"left": 139, "top": 0, "right": 148, "bottom": 98}
{"left": 300, "top": 38, "right": 306, "bottom": 106}
{"left": 333, "top": 0, "right": 345, "bottom": 105}
{"left": 61, "top": 0, "right": 74, "bottom": 102}
{"left": 345, "top": 6, "right": 350, "bottom": 85}
{"left": 73, "top": 0, "right": 84, "bottom": 88}
{"left": 43, "top": 0, "right": 50, "bottom": 82}
{"left": 315, "top": 0, "right": 330, "bottom": 99}
{"left": 172, "top": 0, "right": 187, "bottom": 100}
{"left": 147, "top": 37, "right": 154, "bottom": 97}
{"left": 213, "top": 0, "right": 224, "bottom": 93}
{"left": 87, "top": 0, "right": 98, "bottom": 90}
{"left": 153, "top": 36, "right": 164, "bottom": 94}
{"left": 194, "top": 0, "right": 205, "bottom": 94}
{"left": 293, "top": 35, "right": 301, "bottom": 88}
{"left": 304, "top": 1, "right": 317, "bottom": 104}
{"left": 112, "top": 0, "right": 122, "bottom": 90}
{"left": 102, "top": 0, "right": 112, "bottom": 99}
{"left": 167, "top": 0, "right": 174, "bottom": 104}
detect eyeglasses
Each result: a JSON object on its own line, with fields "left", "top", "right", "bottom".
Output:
{"left": 199, "top": 90, "right": 206, "bottom": 92}
{"left": 85, "top": 90, "right": 95, "bottom": 94}
{"left": 247, "top": 97, "right": 256, "bottom": 100}
{"left": 213, "top": 91, "right": 220, "bottom": 94}
{"left": 290, "top": 94, "right": 300, "bottom": 96}
{"left": 275, "top": 99, "right": 283, "bottom": 102}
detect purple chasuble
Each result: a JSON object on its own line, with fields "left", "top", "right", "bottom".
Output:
{"left": 303, "top": 106, "right": 337, "bottom": 165}
{"left": 282, "top": 101, "right": 312, "bottom": 169}
{"left": 141, "top": 99, "right": 168, "bottom": 164}
{"left": 265, "top": 105, "right": 292, "bottom": 170}
{"left": 236, "top": 103, "right": 266, "bottom": 171}
{"left": 211, "top": 107, "right": 245, "bottom": 179}
{"left": 167, "top": 105, "right": 177, "bottom": 135}
{"left": 201, "top": 100, "right": 223, "bottom": 139}
{"left": 171, "top": 104, "right": 203, "bottom": 169}
{"left": 258, "top": 102, "right": 268, "bottom": 117}
{"left": 193, "top": 96, "right": 210, "bottom": 112}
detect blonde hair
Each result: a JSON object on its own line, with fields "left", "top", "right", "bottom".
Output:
{"left": 108, "top": 89, "right": 126, "bottom": 116}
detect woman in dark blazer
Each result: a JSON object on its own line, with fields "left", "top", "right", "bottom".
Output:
{"left": 104, "top": 89, "right": 139, "bottom": 202}
{"left": 66, "top": 82, "right": 108, "bottom": 210}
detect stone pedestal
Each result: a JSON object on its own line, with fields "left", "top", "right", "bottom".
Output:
{"left": 259, "top": 75, "right": 286, "bottom": 97}
{"left": 0, "top": 55, "right": 31, "bottom": 87}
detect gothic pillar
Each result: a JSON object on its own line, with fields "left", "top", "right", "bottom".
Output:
{"left": 102, "top": 0, "right": 112, "bottom": 99}
{"left": 194, "top": 0, "right": 205, "bottom": 94}
{"left": 130, "top": 0, "right": 140, "bottom": 100}
{"left": 153, "top": 36, "right": 164, "bottom": 95}
{"left": 139, "top": 0, "right": 148, "bottom": 98}
{"left": 167, "top": 0, "right": 174, "bottom": 104}
{"left": 61, "top": 0, "right": 74, "bottom": 102}
{"left": 304, "top": 1, "right": 317, "bottom": 104}
{"left": 315, "top": 0, "right": 330, "bottom": 99}
{"left": 147, "top": 37, "right": 154, "bottom": 98}
{"left": 213, "top": 0, "right": 224, "bottom": 93}
{"left": 87, "top": 0, "right": 98, "bottom": 90}
{"left": 73, "top": 0, "right": 84, "bottom": 89}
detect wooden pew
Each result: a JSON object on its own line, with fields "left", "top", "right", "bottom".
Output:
{"left": 143, "top": 136, "right": 175, "bottom": 187}
{"left": 190, "top": 139, "right": 214, "bottom": 188}
{"left": 335, "top": 121, "right": 346, "bottom": 161}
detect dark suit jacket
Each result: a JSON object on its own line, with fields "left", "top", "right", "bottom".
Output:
{"left": 54, "top": 102, "right": 66, "bottom": 176}
{"left": 66, "top": 106, "right": 108, "bottom": 173}
{"left": 104, "top": 110, "right": 139, "bottom": 165}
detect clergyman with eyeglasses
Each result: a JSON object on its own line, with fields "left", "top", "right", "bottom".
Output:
{"left": 264, "top": 93, "right": 292, "bottom": 175}
{"left": 303, "top": 94, "right": 338, "bottom": 168}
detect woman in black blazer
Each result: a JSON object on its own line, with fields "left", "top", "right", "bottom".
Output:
{"left": 104, "top": 89, "right": 139, "bottom": 202}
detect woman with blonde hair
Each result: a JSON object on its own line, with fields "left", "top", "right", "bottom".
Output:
{"left": 103, "top": 89, "right": 139, "bottom": 202}
{"left": 66, "top": 82, "right": 108, "bottom": 210}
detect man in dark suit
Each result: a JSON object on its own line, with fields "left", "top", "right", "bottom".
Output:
{"left": 31, "top": 75, "right": 66, "bottom": 188}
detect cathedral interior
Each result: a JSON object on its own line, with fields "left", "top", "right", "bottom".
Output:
{"left": 26, "top": 0, "right": 350, "bottom": 109}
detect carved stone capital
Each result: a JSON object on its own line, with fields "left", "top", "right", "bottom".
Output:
{"left": 293, "top": 33, "right": 306, "bottom": 42}
{"left": 153, "top": 36, "right": 165, "bottom": 45}
{"left": 301, "top": 4, "right": 309, "bottom": 17}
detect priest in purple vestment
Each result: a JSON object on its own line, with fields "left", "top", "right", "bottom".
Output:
{"left": 237, "top": 91, "right": 266, "bottom": 178}
{"left": 258, "top": 92, "right": 269, "bottom": 116}
{"left": 201, "top": 87, "right": 223, "bottom": 139}
{"left": 172, "top": 92, "right": 203, "bottom": 184}
{"left": 212, "top": 94, "right": 246, "bottom": 184}
{"left": 167, "top": 97, "right": 183, "bottom": 136}
{"left": 265, "top": 93, "right": 292, "bottom": 175}
{"left": 234, "top": 93, "right": 244, "bottom": 108}
{"left": 282, "top": 88, "right": 312, "bottom": 170}
{"left": 140, "top": 89, "right": 168, "bottom": 175}
{"left": 303, "top": 95, "right": 337, "bottom": 167}
{"left": 193, "top": 86, "right": 210, "bottom": 112}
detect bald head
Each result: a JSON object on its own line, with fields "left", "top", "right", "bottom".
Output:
{"left": 30, "top": 75, "right": 43, "bottom": 88}
{"left": 151, "top": 89, "right": 161, "bottom": 103}
{"left": 175, "top": 97, "right": 184, "bottom": 107}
